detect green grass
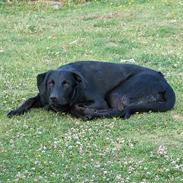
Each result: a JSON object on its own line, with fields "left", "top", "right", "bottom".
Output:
{"left": 1, "top": 0, "right": 183, "bottom": 182}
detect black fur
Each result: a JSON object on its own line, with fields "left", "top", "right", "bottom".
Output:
{"left": 7, "top": 61, "right": 175, "bottom": 120}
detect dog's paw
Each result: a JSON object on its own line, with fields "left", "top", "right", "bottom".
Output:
{"left": 121, "top": 108, "right": 131, "bottom": 119}
{"left": 7, "top": 110, "right": 17, "bottom": 118}
{"left": 72, "top": 104, "right": 96, "bottom": 120}
{"left": 7, "top": 109, "right": 24, "bottom": 118}
{"left": 74, "top": 104, "right": 86, "bottom": 111}
{"left": 81, "top": 114, "right": 94, "bottom": 121}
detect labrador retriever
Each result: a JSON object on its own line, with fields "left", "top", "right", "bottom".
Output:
{"left": 8, "top": 61, "right": 175, "bottom": 120}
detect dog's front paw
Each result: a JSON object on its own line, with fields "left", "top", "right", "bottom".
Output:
{"left": 7, "top": 109, "right": 24, "bottom": 118}
{"left": 81, "top": 114, "right": 94, "bottom": 121}
{"left": 121, "top": 108, "right": 131, "bottom": 119}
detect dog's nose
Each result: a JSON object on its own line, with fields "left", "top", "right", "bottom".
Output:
{"left": 50, "top": 96, "right": 58, "bottom": 103}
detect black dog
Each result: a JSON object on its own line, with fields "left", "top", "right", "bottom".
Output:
{"left": 8, "top": 61, "right": 175, "bottom": 120}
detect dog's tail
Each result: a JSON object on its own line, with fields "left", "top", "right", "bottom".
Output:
{"left": 154, "top": 72, "right": 175, "bottom": 111}
{"left": 158, "top": 80, "right": 176, "bottom": 111}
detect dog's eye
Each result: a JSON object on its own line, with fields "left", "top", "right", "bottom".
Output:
{"left": 62, "top": 80, "right": 70, "bottom": 87}
{"left": 48, "top": 80, "right": 54, "bottom": 87}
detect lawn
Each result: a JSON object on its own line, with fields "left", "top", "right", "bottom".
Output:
{"left": 0, "top": 0, "right": 183, "bottom": 182}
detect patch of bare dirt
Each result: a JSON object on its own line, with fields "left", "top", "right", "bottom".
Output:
{"left": 82, "top": 12, "right": 133, "bottom": 21}
{"left": 177, "top": 72, "right": 183, "bottom": 78}
{"left": 173, "top": 113, "right": 183, "bottom": 121}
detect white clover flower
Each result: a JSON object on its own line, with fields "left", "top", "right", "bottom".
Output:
{"left": 157, "top": 145, "right": 167, "bottom": 156}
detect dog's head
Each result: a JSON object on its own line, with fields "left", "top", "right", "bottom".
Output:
{"left": 37, "top": 70, "right": 85, "bottom": 111}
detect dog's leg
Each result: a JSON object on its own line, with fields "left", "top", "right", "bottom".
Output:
{"left": 71, "top": 104, "right": 126, "bottom": 120}
{"left": 87, "top": 98, "right": 109, "bottom": 109}
{"left": 83, "top": 96, "right": 174, "bottom": 120}
{"left": 83, "top": 108, "right": 127, "bottom": 120}
{"left": 7, "top": 94, "right": 42, "bottom": 117}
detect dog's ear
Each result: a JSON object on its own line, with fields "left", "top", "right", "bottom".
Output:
{"left": 72, "top": 72, "right": 82, "bottom": 83}
{"left": 37, "top": 72, "right": 48, "bottom": 93}
{"left": 72, "top": 71, "right": 87, "bottom": 88}
{"left": 37, "top": 72, "right": 47, "bottom": 88}
{"left": 36, "top": 71, "right": 51, "bottom": 105}
{"left": 37, "top": 70, "right": 54, "bottom": 93}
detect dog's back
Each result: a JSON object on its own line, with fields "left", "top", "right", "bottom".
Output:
{"left": 58, "top": 61, "right": 157, "bottom": 94}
